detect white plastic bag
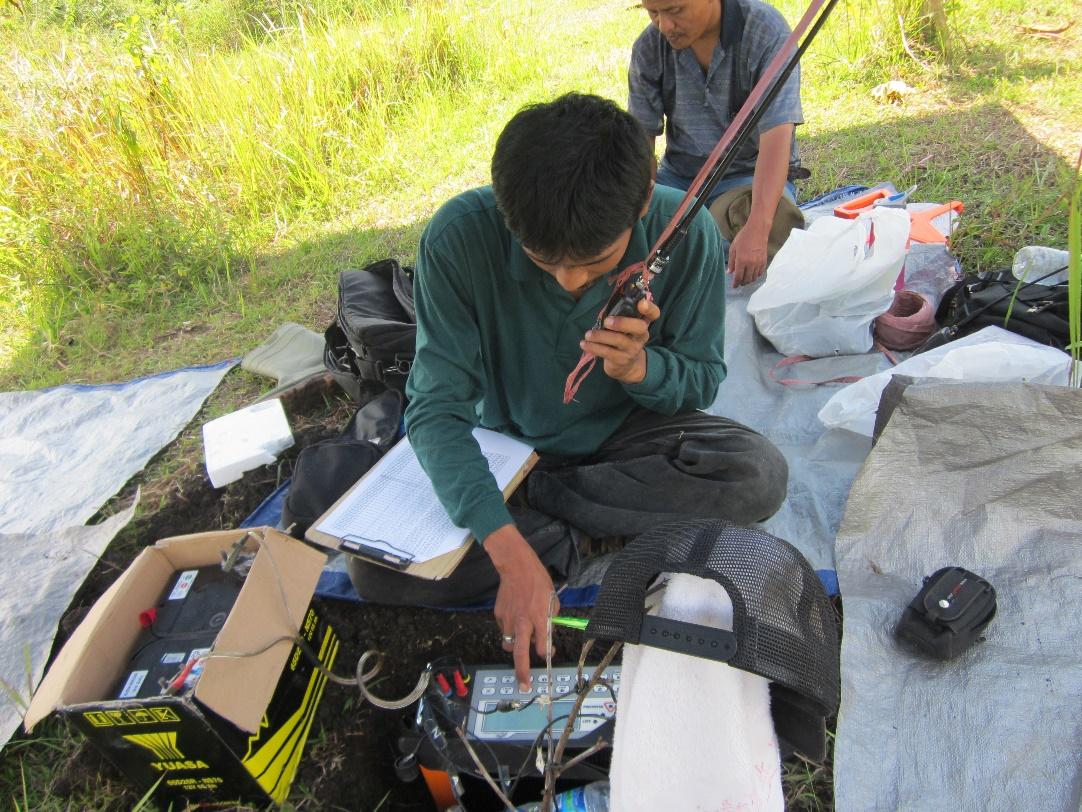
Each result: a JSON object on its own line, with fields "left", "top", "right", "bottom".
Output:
{"left": 817, "top": 326, "right": 1074, "bottom": 436}
{"left": 747, "top": 207, "right": 910, "bottom": 357}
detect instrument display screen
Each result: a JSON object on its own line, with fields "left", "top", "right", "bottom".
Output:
{"left": 478, "top": 700, "right": 578, "bottom": 734}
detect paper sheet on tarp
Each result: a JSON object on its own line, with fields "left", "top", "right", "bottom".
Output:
{"left": 1, "top": 500, "right": 136, "bottom": 749}
{"left": 833, "top": 382, "right": 1082, "bottom": 811}
{"left": 0, "top": 359, "right": 237, "bottom": 535}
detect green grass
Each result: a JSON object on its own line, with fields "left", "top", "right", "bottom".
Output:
{"left": 0, "top": 0, "right": 1080, "bottom": 807}
{"left": 2, "top": 720, "right": 142, "bottom": 811}
{"left": 1, "top": 0, "right": 1079, "bottom": 389}
{"left": 0, "top": 0, "right": 557, "bottom": 378}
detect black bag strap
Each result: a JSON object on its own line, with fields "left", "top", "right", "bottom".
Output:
{"left": 723, "top": 0, "right": 748, "bottom": 123}
{"left": 938, "top": 265, "right": 1069, "bottom": 328}
{"left": 392, "top": 263, "right": 416, "bottom": 323}
{"left": 723, "top": 0, "right": 811, "bottom": 182}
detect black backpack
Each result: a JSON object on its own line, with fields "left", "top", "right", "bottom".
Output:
{"left": 282, "top": 388, "right": 405, "bottom": 538}
{"left": 936, "top": 269, "right": 1071, "bottom": 350}
{"left": 323, "top": 258, "right": 416, "bottom": 401}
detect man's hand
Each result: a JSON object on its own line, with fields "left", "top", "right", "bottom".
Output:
{"left": 728, "top": 122, "right": 794, "bottom": 288}
{"left": 484, "top": 524, "right": 559, "bottom": 691}
{"left": 727, "top": 219, "right": 770, "bottom": 287}
{"left": 581, "top": 296, "right": 661, "bottom": 384}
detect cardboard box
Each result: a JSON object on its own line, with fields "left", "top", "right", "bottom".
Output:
{"left": 25, "top": 527, "right": 338, "bottom": 807}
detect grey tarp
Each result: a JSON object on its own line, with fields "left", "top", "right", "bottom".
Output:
{"left": 710, "top": 191, "right": 961, "bottom": 579}
{"left": 834, "top": 381, "right": 1082, "bottom": 811}
{"left": 1, "top": 501, "right": 136, "bottom": 747}
{"left": 0, "top": 359, "right": 236, "bottom": 535}
{"left": 712, "top": 278, "right": 884, "bottom": 578}
{"left": 0, "top": 359, "right": 235, "bottom": 748}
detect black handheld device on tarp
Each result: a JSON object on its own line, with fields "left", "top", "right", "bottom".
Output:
{"left": 895, "top": 567, "right": 997, "bottom": 660}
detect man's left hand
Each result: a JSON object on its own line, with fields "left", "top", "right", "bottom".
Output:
{"left": 727, "top": 220, "right": 770, "bottom": 287}
{"left": 582, "top": 296, "right": 660, "bottom": 384}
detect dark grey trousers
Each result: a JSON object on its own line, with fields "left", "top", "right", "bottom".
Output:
{"left": 347, "top": 409, "right": 788, "bottom": 607}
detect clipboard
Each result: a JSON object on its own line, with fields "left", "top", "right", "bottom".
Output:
{"left": 305, "top": 429, "right": 538, "bottom": 580}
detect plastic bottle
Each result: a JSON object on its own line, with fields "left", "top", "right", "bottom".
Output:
{"left": 1012, "top": 246, "right": 1069, "bottom": 284}
{"left": 516, "top": 780, "right": 611, "bottom": 812}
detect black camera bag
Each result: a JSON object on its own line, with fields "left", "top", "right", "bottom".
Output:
{"left": 324, "top": 258, "right": 416, "bottom": 399}
{"left": 895, "top": 567, "right": 997, "bottom": 660}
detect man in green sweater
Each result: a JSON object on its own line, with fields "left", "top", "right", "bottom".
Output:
{"left": 348, "top": 93, "right": 787, "bottom": 689}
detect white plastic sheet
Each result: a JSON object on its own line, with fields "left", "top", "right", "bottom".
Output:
{"left": 1, "top": 501, "right": 136, "bottom": 749}
{"left": 0, "top": 360, "right": 236, "bottom": 534}
{"left": 818, "top": 327, "right": 1073, "bottom": 436}
{"left": 834, "top": 382, "right": 1082, "bottom": 811}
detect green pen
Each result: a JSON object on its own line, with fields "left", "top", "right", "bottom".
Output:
{"left": 550, "top": 616, "right": 589, "bottom": 631}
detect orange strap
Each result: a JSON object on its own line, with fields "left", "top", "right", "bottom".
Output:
{"left": 420, "top": 766, "right": 457, "bottom": 810}
{"left": 908, "top": 201, "right": 964, "bottom": 244}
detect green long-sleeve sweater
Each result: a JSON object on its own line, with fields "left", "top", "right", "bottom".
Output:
{"left": 404, "top": 184, "right": 726, "bottom": 542}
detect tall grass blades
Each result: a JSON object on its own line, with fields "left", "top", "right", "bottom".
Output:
{"left": 0, "top": 0, "right": 544, "bottom": 355}
{"left": 5, "top": 0, "right": 414, "bottom": 50}
{"left": 778, "top": 0, "right": 956, "bottom": 76}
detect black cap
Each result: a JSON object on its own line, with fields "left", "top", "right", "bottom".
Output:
{"left": 586, "top": 519, "right": 840, "bottom": 761}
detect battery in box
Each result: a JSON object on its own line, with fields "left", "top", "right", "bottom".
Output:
{"left": 114, "top": 565, "right": 247, "bottom": 700}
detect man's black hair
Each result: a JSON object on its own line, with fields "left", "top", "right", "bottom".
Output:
{"left": 491, "top": 93, "right": 653, "bottom": 262}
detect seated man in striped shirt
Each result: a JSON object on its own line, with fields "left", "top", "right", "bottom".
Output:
{"left": 630, "top": 0, "right": 807, "bottom": 286}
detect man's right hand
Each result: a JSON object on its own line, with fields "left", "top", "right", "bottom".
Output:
{"left": 483, "top": 524, "right": 559, "bottom": 691}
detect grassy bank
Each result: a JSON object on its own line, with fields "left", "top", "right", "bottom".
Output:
{"left": 1, "top": 0, "right": 1079, "bottom": 389}
{"left": 0, "top": 0, "right": 554, "bottom": 379}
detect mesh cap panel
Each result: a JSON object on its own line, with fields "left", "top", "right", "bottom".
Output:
{"left": 586, "top": 519, "right": 839, "bottom": 720}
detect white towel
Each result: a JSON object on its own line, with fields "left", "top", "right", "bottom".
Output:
{"left": 609, "top": 573, "right": 783, "bottom": 811}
